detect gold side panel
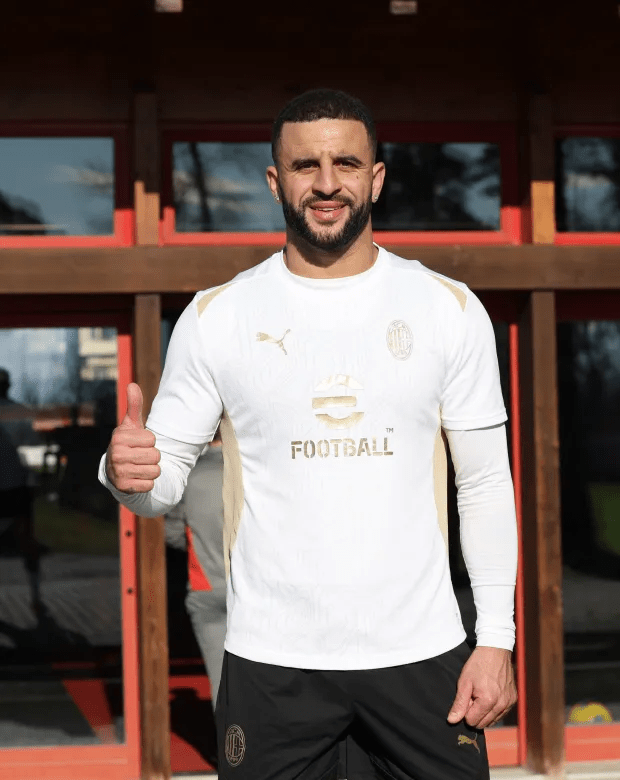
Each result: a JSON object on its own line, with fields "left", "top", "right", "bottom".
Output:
{"left": 433, "top": 426, "right": 449, "bottom": 553}
{"left": 220, "top": 411, "right": 244, "bottom": 580}
{"left": 197, "top": 282, "right": 233, "bottom": 317}
{"left": 312, "top": 396, "right": 357, "bottom": 409}
{"left": 429, "top": 275, "right": 467, "bottom": 312}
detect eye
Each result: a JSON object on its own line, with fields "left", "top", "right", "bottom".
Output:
{"left": 296, "top": 161, "right": 317, "bottom": 171}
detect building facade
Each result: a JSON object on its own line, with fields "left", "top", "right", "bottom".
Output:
{"left": 1, "top": 1, "right": 620, "bottom": 778}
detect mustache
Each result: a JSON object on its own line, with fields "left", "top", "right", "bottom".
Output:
{"left": 301, "top": 195, "right": 355, "bottom": 208}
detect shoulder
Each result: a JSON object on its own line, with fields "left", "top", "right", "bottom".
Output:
{"left": 194, "top": 252, "right": 280, "bottom": 320}
{"left": 381, "top": 247, "right": 475, "bottom": 315}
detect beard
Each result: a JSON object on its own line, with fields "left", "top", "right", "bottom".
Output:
{"left": 280, "top": 192, "right": 373, "bottom": 252}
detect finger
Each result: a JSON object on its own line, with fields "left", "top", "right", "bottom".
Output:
{"left": 119, "top": 464, "right": 161, "bottom": 481}
{"left": 114, "top": 446, "right": 160, "bottom": 465}
{"left": 118, "top": 479, "right": 156, "bottom": 494}
{"left": 113, "top": 428, "right": 157, "bottom": 449}
{"left": 467, "top": 700, "right": 502, "bottom": 730}
{"left": 447, "top": 679, "right": 474, "bottom": 723}
{"left": 486, "top": 699, "right": 516, "bottom": 729}
{"left": 123, "top": 383, "right": 145, "bottom": 429}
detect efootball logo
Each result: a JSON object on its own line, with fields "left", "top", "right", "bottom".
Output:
{"left": 312, "top": 374, "right": 364, "bottom": 430}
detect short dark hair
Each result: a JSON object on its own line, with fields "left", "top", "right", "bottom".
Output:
{"left": 272, "top": 88, "right": 377, "bottom": 163}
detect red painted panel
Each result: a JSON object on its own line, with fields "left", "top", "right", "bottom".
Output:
{"left": 565, "top": 724, "right": 620, "bottom": 762}
{"left": 486, "top": 726, "right": 519, "bottom": 766}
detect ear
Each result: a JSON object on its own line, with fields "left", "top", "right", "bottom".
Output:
{"left": 266, "top": 165, "right": 280, "bottom": 201}
{"left": 371, "top": 161, "right": 386, "bottom": 203}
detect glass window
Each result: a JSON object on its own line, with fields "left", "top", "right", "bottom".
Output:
{"left": 172, "top": 142, "right": 284, "bottom": 232}
{"left": 374, "top": 142, "right": 501, "bottom": 231}
{"left": 0, "top": 138, "right": 115, "bottom": 236}
{"left": 171, "top": 140, "right": 502, "bottom": 234}
{"left": 558, "top": 319, "right": 620, "bottom": 724}
{"left": 0, "top": 327, "right": 124, "bottom": 747}
{"left": 556, "top": 137, "right": 620, "bottom": 232}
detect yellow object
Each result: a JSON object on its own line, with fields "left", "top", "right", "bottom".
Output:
{"left": 568, "top": 703, "right": 613, "bottom": 724}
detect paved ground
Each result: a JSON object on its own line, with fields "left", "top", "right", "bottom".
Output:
{"left": 174, "top": 762, "right": 620, "bottom": 780}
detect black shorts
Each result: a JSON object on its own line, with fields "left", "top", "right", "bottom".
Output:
{"left": 216, "top": 642, "right": 490, "bottom": 780}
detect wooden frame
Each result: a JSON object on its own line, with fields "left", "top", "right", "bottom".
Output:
{"left": 519, "top": 292, "right": 564, "bottom": 777}
{"left": 2, "top": 244, "right": 620, "bottom": 294}
{"left": 133, "top": 294, "right": 170, "bottom": 780}
{"left": 159, "top": 122, "right": 522, "bottom": 246}
{"left": 0, "top": 124, "right": 133, "bottom": 248}
{"left": 1, "top": 59, "right": 619, "bottom": 777}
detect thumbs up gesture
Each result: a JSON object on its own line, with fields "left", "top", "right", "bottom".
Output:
{"left": 105, "top": 383, "right": 161, "bottom": 493}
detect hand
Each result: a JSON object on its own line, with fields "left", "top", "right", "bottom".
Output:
{"left": 447, "top": 646, "right": 517, "bottom": 729}
{"left": 105, "top": 383, "right": 161, "bottom": 493}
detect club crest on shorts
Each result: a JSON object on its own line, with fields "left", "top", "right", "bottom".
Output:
{"left": 386, "top": 320, "right": 413, "bottom": 360}
{"left": 225, "top": 724, "right": 246, "bottom": 766}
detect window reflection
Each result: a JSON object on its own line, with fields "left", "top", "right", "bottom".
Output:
{"left": 0, "top": 327, "right": 124, "bottom": 748}
{"left": 0, "top": 138, "right": 115, "bottom": 237}
{"left": 171, "top": 140, "right": 502, "bottom": 233}
{"left": 172, "top": 142, "right": 284, "bottom": 232}
{"left": 374, "top": 142, "right": 501, "bottom": 231}
{"left": 556, "top": 137, "right": 620, "bottom": 232}
{"left": 558, "top": 320, "right": 620, "bottom": 723}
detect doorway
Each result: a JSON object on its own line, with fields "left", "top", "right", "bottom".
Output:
{"left": 0, "top": 303, "right": 140, "bottom": 780}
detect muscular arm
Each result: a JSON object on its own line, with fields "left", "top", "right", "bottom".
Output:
{"left": 444, "top": 424, "right": 518, "bottom": 650}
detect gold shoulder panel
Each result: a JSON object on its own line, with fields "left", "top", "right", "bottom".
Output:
{"left": 197, "top": 283, "right": 233, "bottom": 317}
{"left": 428, "top": 275, "right": 467, "bottom": 312}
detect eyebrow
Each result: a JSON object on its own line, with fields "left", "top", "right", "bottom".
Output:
{"left": 290, "top": 154, "right": 364, "bottom": 169}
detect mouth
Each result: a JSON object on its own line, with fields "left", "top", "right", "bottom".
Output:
{"left": 307, "top": 202, "right": 349, "bottom": 223}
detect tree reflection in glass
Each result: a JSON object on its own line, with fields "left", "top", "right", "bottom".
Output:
{"left": 172, "top": 140, "right": 502, "bottom": 234}
{"left": 556, "top": 137, "right": 620, "bottom": 232}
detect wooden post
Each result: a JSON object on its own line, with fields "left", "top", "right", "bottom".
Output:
{"left": 133, "top": 91, "right": 160, "bottom": 246}
{"left": 132, "top": 84, "right": 168, "bottom": 780}
{"left": 134, "top": 293, "right": 169, "bottom": 780}
{"left": 529, "top": 93, "right": 556, "bottom": 245}
{"left": 519, "top": 291, "right": 565, "bottom": 778}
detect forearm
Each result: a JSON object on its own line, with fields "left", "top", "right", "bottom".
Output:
{"left": 445, "top": 425, "right": 518, "bottom": 650}
{"left": 98, "top": 430, "right": 204, "bottom": 517}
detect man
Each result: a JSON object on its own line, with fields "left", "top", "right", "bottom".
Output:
{"left": 0, "top": 368, "right": 42, "bottom": 609}
{"left": 101, "top": 89, "right": 518, "bottom": 780}
{"left": 166, "top": 428, "right": 227, "bottom": 708}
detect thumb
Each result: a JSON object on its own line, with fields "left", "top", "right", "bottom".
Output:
{"left": 447, "top": 679, "right": 473, "bottom": 723}
{"left": 122, "top": 383, "right": 145, "bottom": 429}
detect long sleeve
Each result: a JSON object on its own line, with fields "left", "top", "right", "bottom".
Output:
{"left": 444, "top": 424, "right": 518, "bottom": 651}
{"left": 98, "top": 431, "right": 205, "bottom": 517}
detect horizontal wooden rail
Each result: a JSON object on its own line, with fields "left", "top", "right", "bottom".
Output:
{"left": 1, "top": 244, "right": 620, "bottom": 294}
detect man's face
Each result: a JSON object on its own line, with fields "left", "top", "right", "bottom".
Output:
{"left": 267, "top": 119, "right": 385, "bottom": 252}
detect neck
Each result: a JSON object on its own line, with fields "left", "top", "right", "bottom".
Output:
{"left": 284, "top": 223, "right": 377, "bottom": 279}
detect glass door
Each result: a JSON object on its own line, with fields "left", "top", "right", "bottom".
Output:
{"left": 0, "top": 310, "right": 139, "bottom": 780}
{"left": 556, "top": 293, "right": 620, "bottom": 762}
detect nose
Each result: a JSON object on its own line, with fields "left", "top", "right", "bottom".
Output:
{"left": 313, "top": 161, "right": 341, "bottom": 199}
